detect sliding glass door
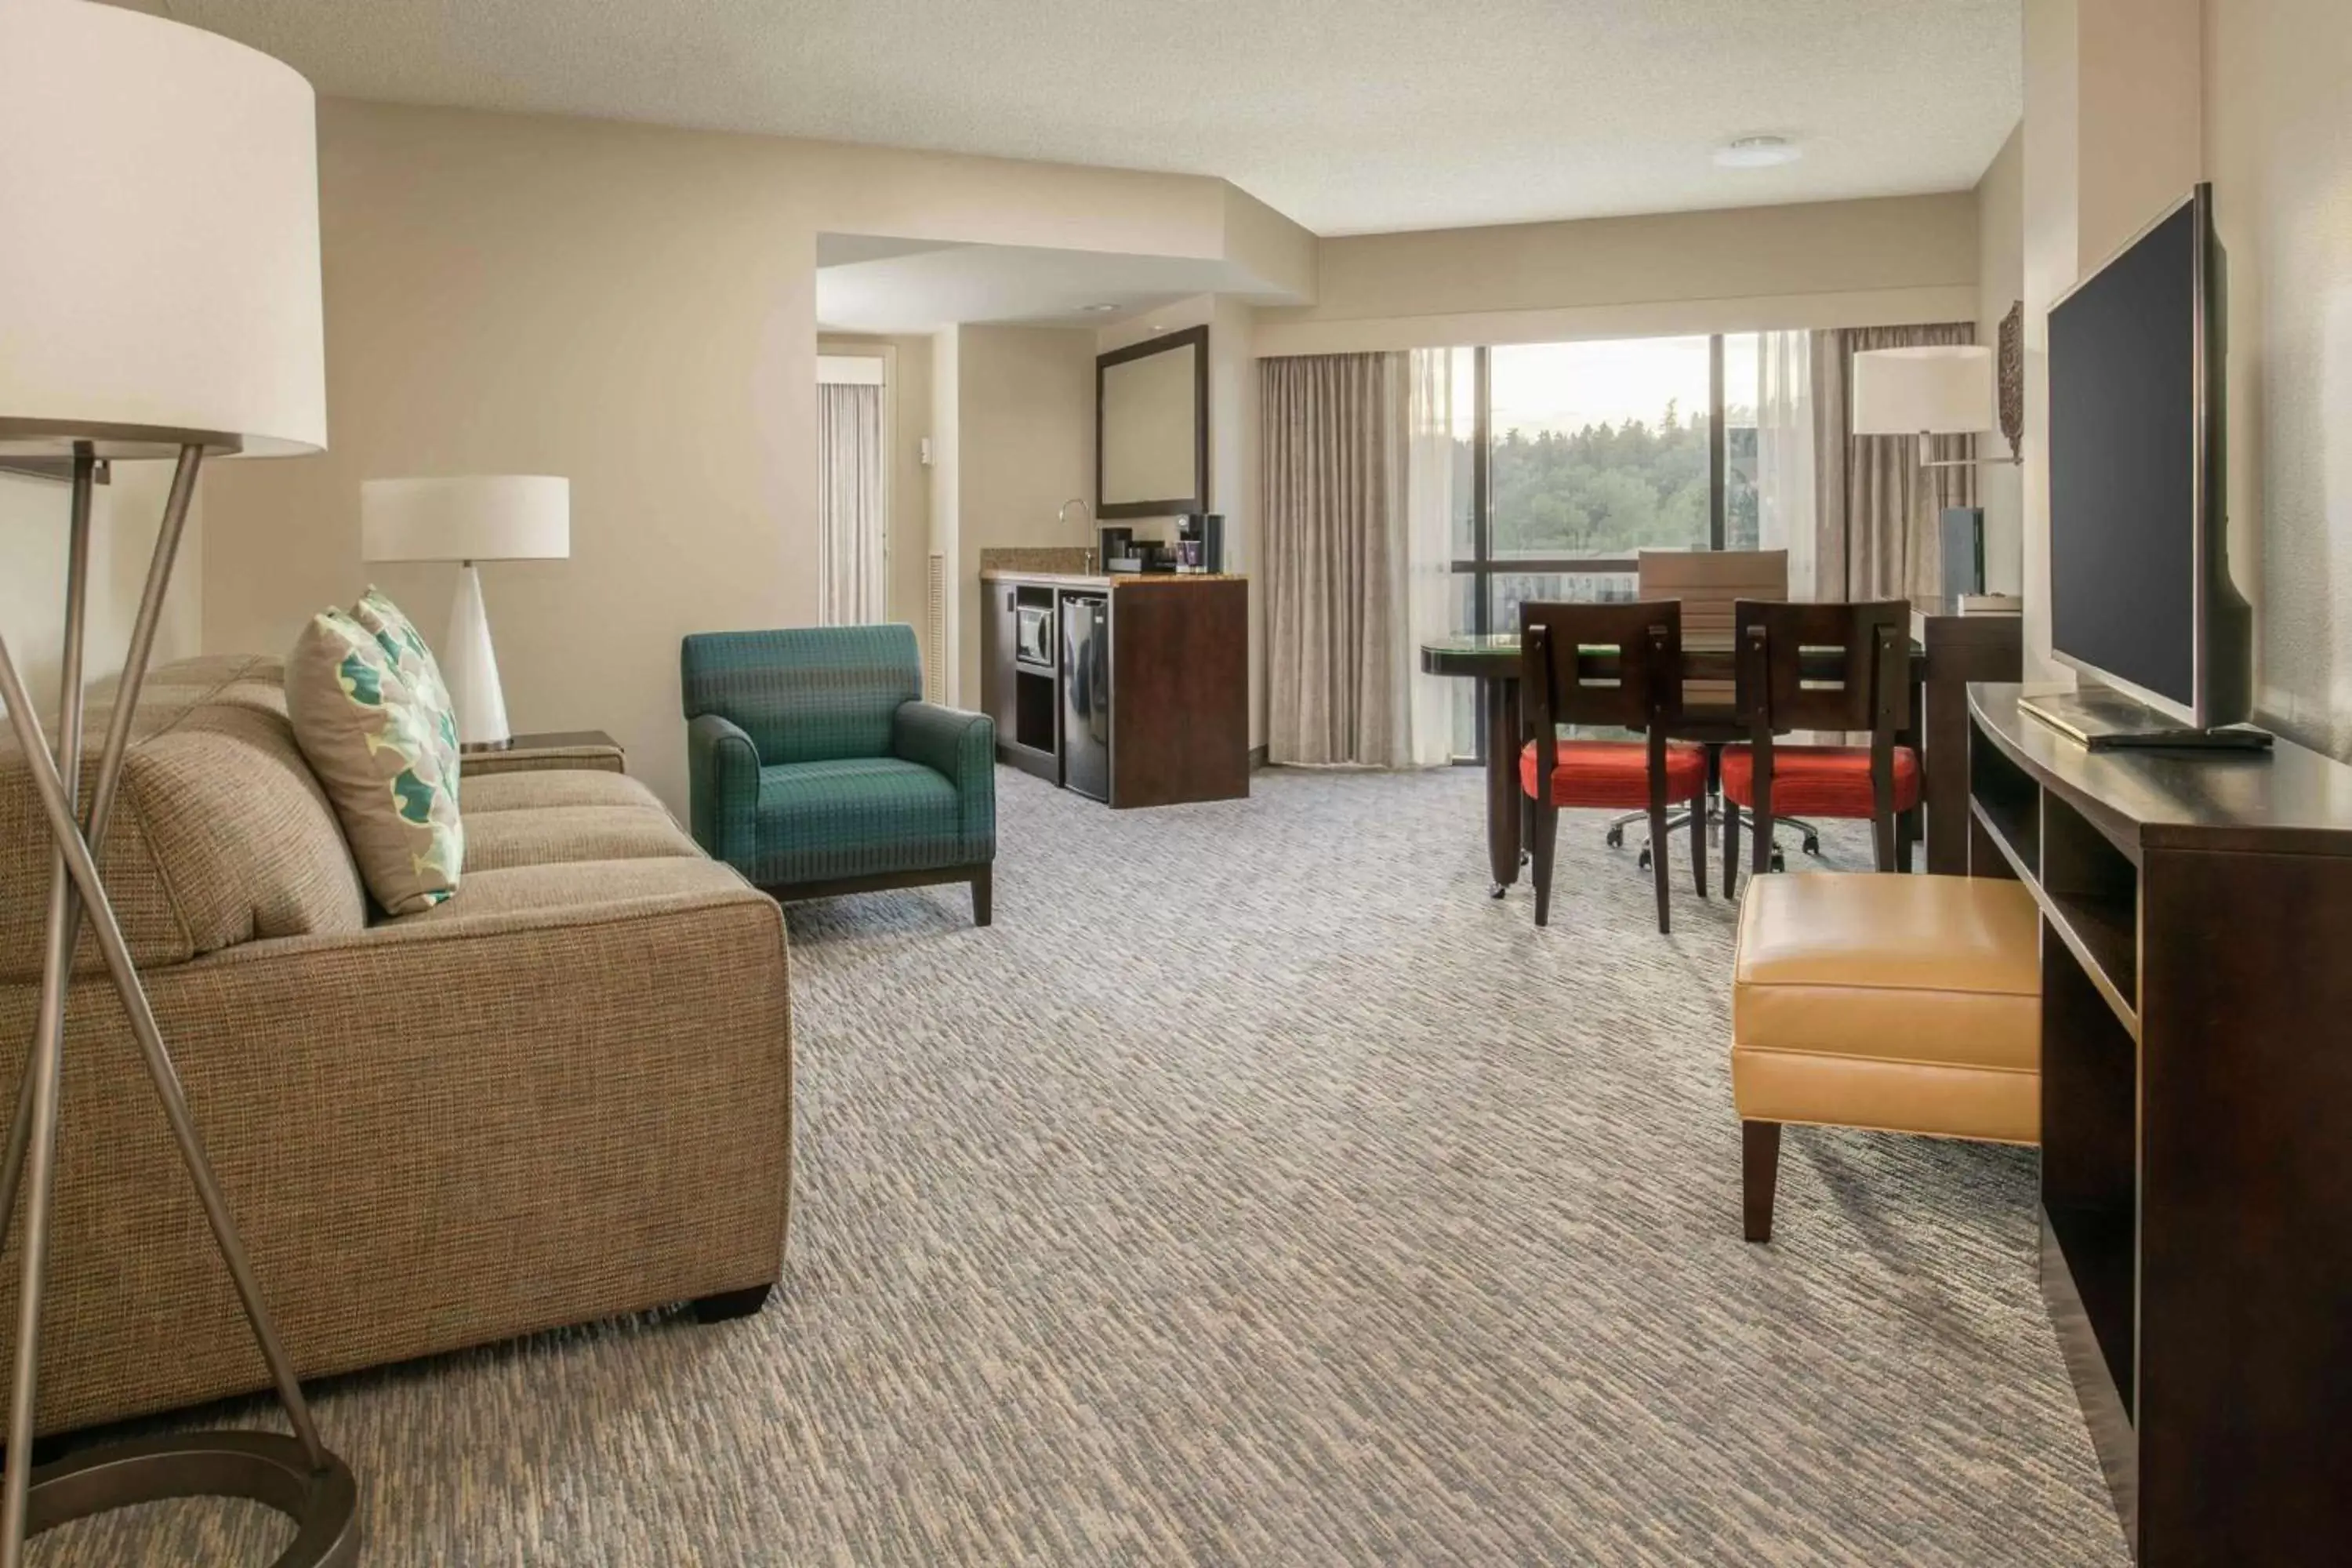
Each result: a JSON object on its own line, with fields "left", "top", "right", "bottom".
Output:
{"left": 1450, "top": 331, "right": 1762, "bottom": 757}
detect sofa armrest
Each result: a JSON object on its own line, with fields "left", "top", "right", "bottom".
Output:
{"left": 892, "top": 701, "right": 996, "bottom": 858}
{"left": 686, "top": 713, "right": 762, "bottom": 868}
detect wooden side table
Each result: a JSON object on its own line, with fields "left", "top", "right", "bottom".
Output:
{"left": 460, "top": 729, "right": 626, "bottom": 776}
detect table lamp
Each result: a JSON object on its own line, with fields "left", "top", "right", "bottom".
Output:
{"left": 0, "top": 2, "right": 357, "bottom": 1563}
{"left": 361, "top": 476, "right": 572, "bottom": 750}
{"left": 1851, "top": 344, "right": 2018, "bottom": 467}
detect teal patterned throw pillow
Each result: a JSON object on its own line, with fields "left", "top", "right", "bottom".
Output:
{"left": 350, "top": 586, "right": 461, "bottom": 779}
{"left": 285, "top": 608, "right": 465, "bottom": 915}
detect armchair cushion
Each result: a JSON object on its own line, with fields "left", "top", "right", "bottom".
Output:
{"left": 752, "top": 758, "right": 970, "bottom": 886}
{"left": 681, "top": 626, "right": 920, "bottom": 766}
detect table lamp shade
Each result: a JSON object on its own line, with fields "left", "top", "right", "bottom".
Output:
{"left": 1850, "top": 345, "right": 1995, "bottom": 437}
{"left": 362, "top": 477, "right": 572, "bottom": 563}
{"left": 0, "top": 0, "right": 326, "bottom": 459}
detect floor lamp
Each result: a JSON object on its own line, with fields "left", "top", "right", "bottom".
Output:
{"left": 0, "top": 4, "right": 357, "bottom": 1564}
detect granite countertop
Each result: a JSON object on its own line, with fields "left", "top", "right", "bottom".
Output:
{"left": 978, "top": 546, "right": 1241, "bottom": 588}
{"left": 979, "top": 568, "right": 1246, "bottom": 587}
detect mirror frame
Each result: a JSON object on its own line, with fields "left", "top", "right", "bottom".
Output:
{"left": 1095, "top": 325, "right": 1208, "bottom": 519}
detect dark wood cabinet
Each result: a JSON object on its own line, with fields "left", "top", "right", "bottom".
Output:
{"left": 979, "top": 571, "right": 1248, "bottom": 808}
{"left": 1968, "top": 685, "right": 2352, "bottom": 1566}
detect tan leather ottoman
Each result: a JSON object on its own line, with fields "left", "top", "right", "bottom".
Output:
{"left": 1732, "top": 872, "right": 2040, "bottom": 1240}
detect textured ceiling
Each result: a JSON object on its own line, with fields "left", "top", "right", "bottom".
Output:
{"left": 124, "top": 0, "right": 2021, "bottom": 236}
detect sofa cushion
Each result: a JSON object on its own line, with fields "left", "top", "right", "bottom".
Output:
{"left": 285, "top": 609, "right": 466, "bottom": 916}
{"left": 462, "top": 770, "right": 666, "bottom": 815}
{"left": 752, "top": 757, "right": 962, "bottom": 884}
{"left": 0, "top": 657, "right": 367, "bottom": 981}
{"left": 390, "top": 856, "right": 760, "bottom": 927}
{"left": 466, "top": 804, "right": 699, "bottom": 872}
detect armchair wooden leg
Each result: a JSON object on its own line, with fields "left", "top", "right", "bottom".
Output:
{"left": 1530, "top": 796, "right": 1560, "bottom": 927}
{"left": 1742, "top": 1120, "right": 1782, "bottom": 1243}
{"left": 971, "top": 864, "right": 993, "bottom": 927}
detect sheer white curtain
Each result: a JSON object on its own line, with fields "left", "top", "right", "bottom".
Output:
{"left": 817, "top": 379, "right": 885, "bottom": 626}
{"left": 1755, "top": 331, "right": 1817, "bottom": 600}
{"left": 1402, "top": 348, "right": 1460, "bottom": 768}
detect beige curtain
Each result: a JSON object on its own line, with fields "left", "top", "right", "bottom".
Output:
{"left": 1809, "top": 323, "right": 1979, "bottom": 601}
{"left": 1262, "top": 353, "right": 1415, "bottom": 766}
{"left": 817, "top": 380, "right": 885, "bottom": 626}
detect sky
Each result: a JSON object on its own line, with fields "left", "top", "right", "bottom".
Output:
{"left": 1489, "top": 335, "right": 1760, "bottom": 436}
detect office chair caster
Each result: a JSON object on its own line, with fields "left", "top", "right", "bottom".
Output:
{"left": 1802, "top": 833, "right": 1822, "bottom": 857}
{"left": 1770, "top": 848, "right": 1788, "bottom": 873}
{"left": 1637, "top": 844, "right": 1653, "bottom": 871}
{"left": 1605, "top": 824, "right": 1626, "bottom": 850}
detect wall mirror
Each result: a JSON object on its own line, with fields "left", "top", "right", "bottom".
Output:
{"left": 1097, "top": 325, "right": 1207, "bottom": 517}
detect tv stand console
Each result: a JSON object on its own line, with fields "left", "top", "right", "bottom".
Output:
{"left": 1967, "top": 684, "right": 2352, "bottom": 1565}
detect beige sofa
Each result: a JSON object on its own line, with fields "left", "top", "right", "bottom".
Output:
{"left": 0, "top": 655, "right": 791, "bottom": 1435}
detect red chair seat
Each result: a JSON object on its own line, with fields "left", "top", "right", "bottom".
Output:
{"left": 1519, "top": 739, "right": 1708, "bottom": 810}
{"left": 1722, "top": 744, "right": 1921, "bottom": 818}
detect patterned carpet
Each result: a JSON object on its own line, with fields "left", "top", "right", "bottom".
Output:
{"left": 33, "top": 766, "right": 2127, "bottom": 1565}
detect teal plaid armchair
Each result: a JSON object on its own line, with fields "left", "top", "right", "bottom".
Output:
{"left": 681, "top": 625, "right": 996, "bottom": 924}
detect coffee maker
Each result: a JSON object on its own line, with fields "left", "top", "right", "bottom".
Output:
{"left": 1174, "top": 513, "right": 1225, "bottom": 575}
{"left": 1098, "top": 525, "right": 1133, "bottom": 572}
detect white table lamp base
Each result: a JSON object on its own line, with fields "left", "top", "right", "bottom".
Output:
{"left": 445, "top": 562, "right": 512, "bottom": 749}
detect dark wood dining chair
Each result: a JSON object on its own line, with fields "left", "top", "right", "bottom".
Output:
{"left": 1603, "top": 550, "right": 1807, "bottom": 876}
{"left": 1722, "top": 600, "right": 1918, "bottom": 898}
{"left": 1520, "top": 601, "right": 1708, "bottom": 933}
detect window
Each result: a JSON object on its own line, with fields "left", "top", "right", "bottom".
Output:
{"left": 1447, "top": 332, "right": 1763, "bottom": 757}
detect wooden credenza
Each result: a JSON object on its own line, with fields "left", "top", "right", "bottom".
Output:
{"left": 1966, "top": 686, "right": 2352, "bottom": 1565}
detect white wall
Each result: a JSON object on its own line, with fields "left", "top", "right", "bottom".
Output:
{"left": 1255, "top": 193, "right": 1981, "bottom": 355}
{"left": 929, "top": 326, "right": 960, "bottom": 703}
{"left": 1976, "top": 121, "right": 2027, "bottom": 595}
{"left": 951, "top": 325, "right": 1097, "bottom": 709}
{"left": 198, "top": 100, "right": 1307, "bottom": 813}
{"left": 2021, "top": 0, "right": 2206, "bottom": 684}
{"left": 0, "top": 465, "right": 202, "bottom": 720}
{"left": 2205, "top": 0, "right": 2352, "bottom": 756}
{"left": 1097, "top": 294, "right": 1265, "bottom": 749}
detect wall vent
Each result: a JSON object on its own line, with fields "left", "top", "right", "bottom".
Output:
{"left": 924, "top": 552, "right": 946, "bottom": 702}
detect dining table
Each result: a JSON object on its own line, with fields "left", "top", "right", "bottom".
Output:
{"left": 1419, "top": 598, "right": 2023, "bottom": 896}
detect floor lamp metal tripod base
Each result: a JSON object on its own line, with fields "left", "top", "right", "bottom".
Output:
{"left": 0, "top": 437, "right": 358, "bottom": 1567}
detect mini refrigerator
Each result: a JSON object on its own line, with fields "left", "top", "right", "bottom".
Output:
{"left": 1060, "top": 594, "right": 1110, "bottom": 800}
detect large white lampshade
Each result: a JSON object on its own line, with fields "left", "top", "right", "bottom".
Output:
{"left": 361, "top": 477, "right": 572, "bottom": 749}
{"left": 1850, "top": 345, "right": 1995, "bottom": 437}
{"left": 361, "top": 476, "right": 572, "bottom": 563}
{"left": 0, "top": 0, "right": 326, "bottom": 459}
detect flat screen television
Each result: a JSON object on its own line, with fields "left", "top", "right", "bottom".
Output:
{"left": 2044, "top": 182, "right": 2252, "bottom": 738}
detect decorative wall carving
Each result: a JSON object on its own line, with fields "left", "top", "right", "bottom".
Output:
{"left": 1998, "top": 300, "right": 2025, "bottom": 459}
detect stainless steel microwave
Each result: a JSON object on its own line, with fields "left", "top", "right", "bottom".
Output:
{"left": 1015, "top": 603, "right": 1055, "bottom": 668}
